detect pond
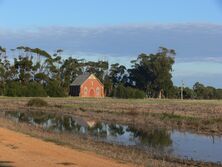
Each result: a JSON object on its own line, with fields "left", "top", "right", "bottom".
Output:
{"left": 4, "top": 111, "right": 222, "bottom": 163}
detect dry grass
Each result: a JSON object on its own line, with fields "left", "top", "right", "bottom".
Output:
{"left": 0, "top": 97, "right": 222, "bottom": 135}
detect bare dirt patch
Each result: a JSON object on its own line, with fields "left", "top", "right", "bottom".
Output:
{"left": 0, "top": 127, "right": 134, "bottom": 167}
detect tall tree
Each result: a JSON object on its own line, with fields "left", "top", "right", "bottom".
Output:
{"left": 60, "top": 57, "right": 84, "bottom": 88}
{"left": 109, "top": 63, "right": 126, "bottom": 86}
{"left": 129, "top": 47, "right": 175, "bottom": 98}
{"left": 85, "top": 60, "right": 109, "bottom": 82}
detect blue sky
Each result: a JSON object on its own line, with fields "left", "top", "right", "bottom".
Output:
{"left": 0, "top": 0, "right": 222, "bottom": 87}
{"left": 1, "top": 0, "right": 222, "bottom": 26}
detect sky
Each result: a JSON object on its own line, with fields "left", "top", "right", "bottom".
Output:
{"left": 0, "top": 0, "right": 222, "bottom": 87}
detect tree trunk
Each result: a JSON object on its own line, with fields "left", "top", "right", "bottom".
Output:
{"left": 158, "top": 90, "right": 162, "bottom": 99}
{"left": 158, "top": 89, "right": 164, "bottom": 99}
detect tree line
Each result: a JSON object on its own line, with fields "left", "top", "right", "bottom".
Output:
{"left": 174, "top": 82, "right": 222, "bottom": 100}
{"left": 0, "top": 46, "right": 221, "bottom": 99}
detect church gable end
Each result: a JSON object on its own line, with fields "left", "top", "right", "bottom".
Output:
{"left": 69, "top": 73, "right": 104, "bottom": 98}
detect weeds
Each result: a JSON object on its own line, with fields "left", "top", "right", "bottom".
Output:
{"left": 27, "top": 98, "right": 48, "bottom": 107}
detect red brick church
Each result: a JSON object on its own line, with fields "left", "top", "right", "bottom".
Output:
{"left": 69, "top": 73, "right": 104, "bottom": 97}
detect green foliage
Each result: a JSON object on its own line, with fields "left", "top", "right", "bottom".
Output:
{"left": 4, "top": 82, "right": 47, "bottom": 97}
{"left": 183, "top": 87, "right": 196, "bottom": 99}
{"left": 215, "top": 89, "right": 222, "bottom": 99}
{"left": 193, "top": 82, "right": 222, "bottom": 99}
{"left": 172, "top": 86, "right": 196, "bottom": 99}
{"left": 171, "top": 83, "right": 222, "bottom": 100}
{"left": 112, "top": 85, "right": 146, "bottom": 99}
{"left": 85, "top": 61, "right": 109, "bottom": 82}
{"left": 14, "top": 56, "right": 33, "bottom": 84}
{"left": 103, "top": 75, "right": 113, "bottom": 97}
{"left": 0, "top": 84, "right": 3, "bottom": 96}
{"left": 25, "top": 82, "right": 47, "bottom": 97}
{"left": 45, "top": 80, "right": 66, "bottom": 97}
{"left": 160, "top": 113, "right": 196, "bottom": 122}
{"left": 129, "top": 47, "right": 175, "bottom": 98}
{"left": 109, "top": 63, "right": 127, "bottom": 86}
{"left": 4, "top": 82, "right": 20, "bottom": 96}
{"left": 34, "top": 73, "right": 48, "bottom": 83}
{"left": 1, "top": 45, "right": 222, "bottom": 100}
{"left": 60, "top": 57, "right": 84, "bottom": 88}
{"left": 27, "top": 98, "right": 48, "bottom": 107}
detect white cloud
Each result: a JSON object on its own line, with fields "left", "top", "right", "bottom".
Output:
{"left": 1, "top": 23, "right": 222, "bottom": 62}
{"left": 1, "top": 23, "right": 222, "bottom": 87}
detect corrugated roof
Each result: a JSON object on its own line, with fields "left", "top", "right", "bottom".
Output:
{"left": 70, "top": 73, "right": 91, "bottom": 86}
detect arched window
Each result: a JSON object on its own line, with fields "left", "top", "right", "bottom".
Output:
{"left": 96, "top": 87, "right": 100, "bottom": 96}
{"left": 84, "top": 87, "right": 88, "bottom": 95}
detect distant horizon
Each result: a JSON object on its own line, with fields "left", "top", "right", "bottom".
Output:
{"left": 1, "top": 0, "right": 222, "bottom": 87}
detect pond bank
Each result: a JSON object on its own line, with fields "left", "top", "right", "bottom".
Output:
{"left": 1, "top": 98, "right": 222, "bottom": 166}
{"left": 1, "top": 97, "right": 222, "bottom": 135}
{"left": 0, "top": 127, "right": 135, "bottom": 167}
{"left": 0, "top": 112, "right": 221, "bottom": 167}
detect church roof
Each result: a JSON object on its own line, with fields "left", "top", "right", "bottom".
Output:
{"left": 70, "top": 73, "right": 91, "bottom": 86}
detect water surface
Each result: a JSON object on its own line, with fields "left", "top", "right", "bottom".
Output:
{"left": 4, "top": 111, "right": 222, "bottom": 163}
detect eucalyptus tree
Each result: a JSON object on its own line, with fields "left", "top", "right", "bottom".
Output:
{"left": 44, "top": 50, "right": 62, "bottom": 80}
{"left": 129, "top": 47, "right": 175, "bottom": 98}
{"left": 109, "top": 63, "right": 127, "bottom": 86}
{"left": 0, "top": 47, "right": 13, "bottom": 86}
{"left": 85, "top": 60, "right": 109, "bottom": 82}
{"left": 60, "top": 57, "right": 85, "bottom": 88}
{"left": 14, "top": 55, "right": 34, "bottom": 84}
{"left": 0, "top": 46, "right": 6, "bottom": 59}
{"left": 0, "top": 46, "right": 7, "bottom": 94}
{"left": 28, "top": 48, "right": 58, "bottom": 83}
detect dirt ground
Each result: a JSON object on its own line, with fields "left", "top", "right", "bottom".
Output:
{"left": 0, "top": 127, "right": 135, "bottom": 167}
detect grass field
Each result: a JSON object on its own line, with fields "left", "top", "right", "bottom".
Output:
{"left": 1, "top": 97, "right": 222, "bottom": 133}
{"left": 1, "top": 96, "right": 222, "bottom": 134}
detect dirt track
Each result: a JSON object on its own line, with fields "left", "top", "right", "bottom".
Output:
{"left": 0, "top": 127, "right": 134, "bottom": 167}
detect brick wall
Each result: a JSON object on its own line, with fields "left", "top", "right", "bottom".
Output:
{"left": 80, "top": 78, "right": 104, "bottom": 97}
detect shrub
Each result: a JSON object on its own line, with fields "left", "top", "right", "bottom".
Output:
{"left": 45, "top": 80, "right": 66, "bottom": 97}
{"left": 0, "top": 83, "right": 4, "bottom": 96}
{"left": 112, "top": 85, "right": 146, "bottom": 99}
{"left": 27, "top": 98, "right": 48, "bottom": 107}
{"left": 24, "top": 82, "right": 47, "bottom": 97}
{"left": 4, "top": 81, "right": 47, "bottom": 97}
{"left": 4, "top": 81, "right": 23, "bottom": 97}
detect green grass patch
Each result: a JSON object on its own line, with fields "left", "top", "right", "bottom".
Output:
{"left": 159, "top": 113, "right": 197, "bottom": 122}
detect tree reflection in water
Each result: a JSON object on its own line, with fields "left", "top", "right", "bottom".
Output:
{"left": 5, "top": 111, "right": 222, "bottom": 163}
{"left": 109, "top": 124, "right": 124, "bottom": 136}
{"left": 126, "top": 127, "right": 172, "bottom": 148}
{"left": 5, "top": 111, "right": 172, "bottom": 148}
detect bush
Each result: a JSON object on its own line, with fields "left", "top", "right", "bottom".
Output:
{"left": 4, "top": 82, "right": 23, "bottom": 97}
{"left": 4, "top": 81, "right": 47, "bottom": 97}
{"left": 0, "top": 83, "right": 4, "bottom": 96}
{"left": 112, "top": 85, "right": 146, "bottom": 99}
{"left": 45, "top": 80, "right": 66, "bottom": 97}
{"left": 27, "top": 98, "right": 48, "bottom": 107}
{"left": 4, "top": 80, "right": 66, "bottom": 97}
{"left": 24, "top": 82, "right": 47, "bottom": 97}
